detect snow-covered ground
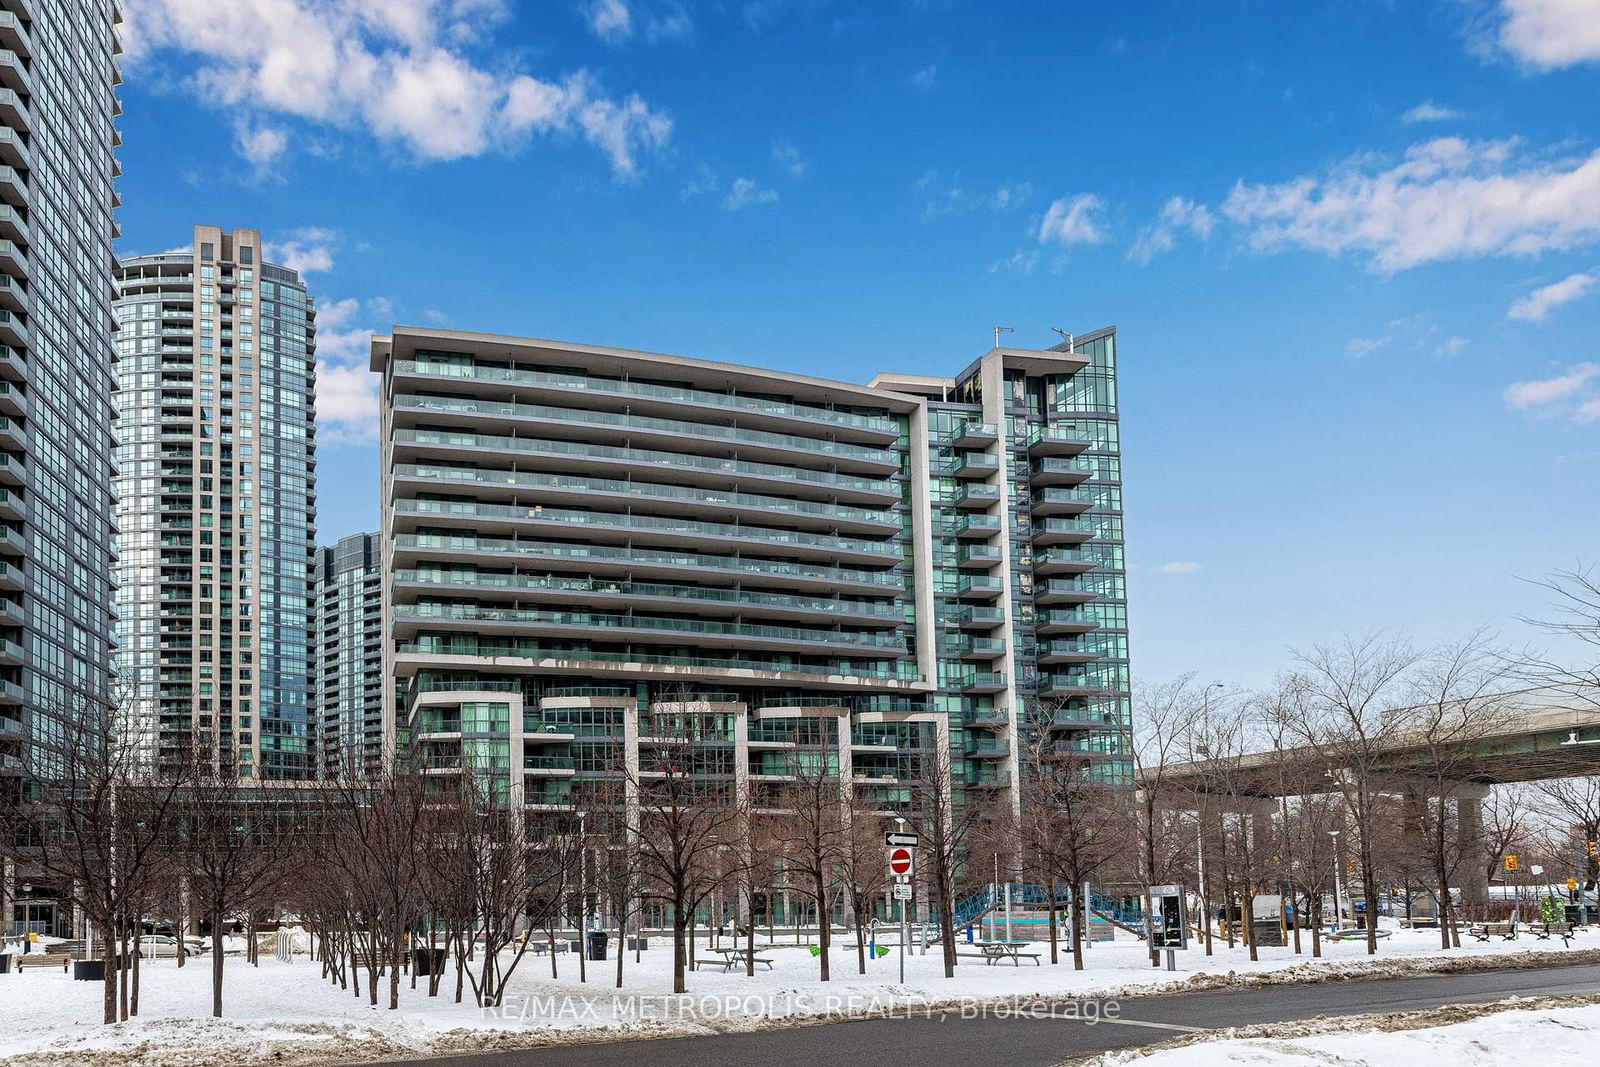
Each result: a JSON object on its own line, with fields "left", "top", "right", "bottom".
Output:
{"left": 1093, "top": 998, "right": 1600, "bottom": 1066}
{"left": 0, "top": 925, "right": 1593, "bottom": 1065}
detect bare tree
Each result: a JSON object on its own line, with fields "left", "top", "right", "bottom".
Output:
{"left": 1132, "top": 675, "right": 1204, "bottom": 962}
{"left": 1534, "top": 777, "right": 1600, "bottom": 894}
{"left": 0, "top": 698, "right": 188, "bottom": 1024}
{"left": 629, "top": 700, "right": 745, "bottom": 993}
{"left": 907, "top": 725, "right": 974, "bottom": 979}
{"left": 1517, "top": 563, "right": 1600, "bottom": 712}
{"left": 1482, "top": 784, "right": 1535, "bottom": 903}
{"left": 837, "top": 782, "right": 890, "bottom": 975}
{"left": 1392, "top": 633, "right": 1516, "bottom": 947}
{"left": 176, "top": 750, "right": 302, "bottom": 1017}
{"left": 770, "top": 716, "right": 845, "bottom": 981}
{"left": 1279, "top": 634, "right": 1419, "bottom": 954}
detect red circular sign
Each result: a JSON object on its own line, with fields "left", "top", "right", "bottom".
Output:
{"left": 889, "top": 847, "right": 913, "bottom": 875}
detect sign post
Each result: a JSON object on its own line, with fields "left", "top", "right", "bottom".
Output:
{"left": 887, "top": 842, "right": 915, "bottom": 984}
{"left": 1147, "top": 884, "right": 1188, "bottom": 972}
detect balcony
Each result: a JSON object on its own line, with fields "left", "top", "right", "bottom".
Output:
{"left": 392, "top": 498, "right": 901, "bottom": 567}
{"left": 965, "top": 739, "right": 1010, "bottom": 759}
{"left": 0, "top": 712, "right": 19, "bottom": 739}
{"left": 1036, "top": 640, "right": 1100, "bottom": 665}
{"left": 963, "top": 708, "right": 1008, "bottom": 728}
{"left": 1031, "top": 517, "right": 1097, "bottom": 546}
{"left": 948, "top": 636, "right": 1005, "bottom": 660}
{"left": 956, "top": 544, "right": 1001, "bottom": 570}
{"left": 966, "top": 769, "right": 1011, "bottom": 789}
{"left": 0, "top": 637, "right": 22, "bottom": 665}
{"left": 0, "top": 89, "right": 28, "bottom": 135}
{"left": 1029, "top": 457, "right": 1093, "bottom": 486}
{"left": 0, "top": 558, "right": 20, "bottom": 588}
{"left": 524, "top": 756, "right": 576, "bottom": 776}
{"left": 1026, "top": 425, "right": 1093, "bottom": 457}
{"left": 1035, "top": 610, "right": 1099, "bottom": 635}
{"left": 954, "top": 574, "right": 1003, "bottom": 601}
{"left": 952, "top": 484, "right": 1000, "bottom": 509}
{"left": 391, "top": 533, "right": 902, "bottom": 596}
{"left": 953, "top": 513, "right": 1001, "bottom": 540}
{"left": 0, "top": 450, "right": 23, "bottom": 487}
{"left": 0, "top": 416, "right": 20, "bottom": 452}
{"left": 943, "top": 452, "right": 998, "bottom": 479}
{"left": 391, "top": 360, "right": 902, "bottom": 443}
{"left": 390, "top": 428, "right": 901, "bottom": 506}
{"left": 1034, "top": 578, "right": 1097, "bottom": 605}
{"left": 0, "top": 381, "right": 23, "bottom": 418}
{"left": 950, "top": 421, "right": 997, "bottom": 448}
{"left": 1038, "top": 675, "right": 1113, "bottom": 699}
{"left": 1033, "top": 548, "right": 1099, "bottom": 575}
{"left": 0, "top": 239, "right": 28, "bottom": 282}
{"left": 1029, "top": 487, "right": 1096, "bottom": 516}
{"left": 0, "top": 51, "right": 31, "bottom": 97}
{"left": 958, "top": 671, "right": 1007, "bottom": 693}
{"left": 951, "top": 604, "right": 1004, "bottom": 629}
{"left": 392, "top": 393, "right": 902, "bottom": 474}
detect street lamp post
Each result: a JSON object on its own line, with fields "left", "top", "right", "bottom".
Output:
{"left": 1329, "top": 829, "right": 1343, "bottom": 929}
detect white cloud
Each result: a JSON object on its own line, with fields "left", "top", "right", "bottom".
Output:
{"left": 643, "top": 1, "right": 692, "bottom": 41}
{"left": 772, "top": 138, "right": 808, "bottom": 179}
{"left": 1504, "top": 362, "right": 1600, "bottom": 421}
{"left": 1036, "top": 194, "right": 1108, "bottom": 246}
{"left": 232, "top": 117, "right": 287, "bottom": 167}
{"left": 910, "top": 64, "right": 937, "bottom": 91}
{"left": 583, "top": 0, "right": 632, "bottom": 42}
{"left": 1507, "top": 271, "right": 1598, "bottom": 322}
{"left": 1154, "top": 561, "right": 1202, "bottom": 575}
{"left": 125, "top": 0, "right": 671, "bottom": 179}
{"left": 723, "top": 178, "right": 778, "bottom": 211}
{"left": 311, "top": 293, "right": 396, "bottom": 443}
{"left": 917, "top": 172, "right": 1033, "bottom": 221}
{"left": 1343, "top": 315, "right": 1469, "bottom": 360}
{"left": 1401, "top": 100, "right": 1463, "bottom": 124}
{"left": 987, "top": 249, "right": 1039, "bottom": 275}
{"left": 1128, "top": 196, "right": 1215, "bottom": 264}
{"left": 1495, "top": 0, "right": 1600, "bottom": 69}
{"left": 316, "top": 361, "right": 381, "bottom": 444}
{"left": 680, "top": 162, "right": 720, "bottom": 199}
{"left": 264, "top": 226, "right": 339, "bottom": 274}
{"left": 1222, "top": 137, "right": 1600, "bottom": 272}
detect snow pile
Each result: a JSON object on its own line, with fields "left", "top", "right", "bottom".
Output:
{"left": 1094, "top": 999, "right": 1600, "bottom": 1066}
{"left": 0, "top": 926, "right": 1593, "bottom": 1065}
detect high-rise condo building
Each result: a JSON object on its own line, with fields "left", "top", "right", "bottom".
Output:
{"left": 1, "top": 0, "right": 123, "bottom": 938}
{"left": 370, "top": 328, "right": 1129, "bottom": 823}
{"left": 113, "top": 226, "right": 319, "bottom": 780}
{"left": 312, "top": 530, "right": 384, "bottom": 779}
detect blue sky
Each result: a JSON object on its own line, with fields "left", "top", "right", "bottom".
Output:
{"left": 114, "top": 0, "right": 1600, "bottom": 688}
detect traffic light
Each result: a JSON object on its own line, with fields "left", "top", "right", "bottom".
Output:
{"left": 1588, "top": 840, "right": 1597, "bottom": 858}
{"left": 1503, "top": 854, "right": 1520, "bottom": 873}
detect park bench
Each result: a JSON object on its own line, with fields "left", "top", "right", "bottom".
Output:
{"left": 13, "top": 953, "right": 68, "bottom": 973}
{"left": 1533, "top": 922, "right": 1574, "bottom": 946}
{"left": 1467, "top": 921, "right": 1518, "bottom": 942}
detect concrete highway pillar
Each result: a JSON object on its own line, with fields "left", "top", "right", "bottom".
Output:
{"left": 1456, "top": 789, "right": 1490, "bottom": 906}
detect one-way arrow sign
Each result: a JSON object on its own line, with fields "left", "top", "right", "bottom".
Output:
{"left": 884, "top": 831, "right": 919, "bottom": 848}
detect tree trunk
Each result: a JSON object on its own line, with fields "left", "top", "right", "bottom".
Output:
{"left": 672, "top": 910, "right": 688, "bottom": 994}
{"left": 211, "top": 911, "right": 225, "bottom": 1018}
{"left": 1047, "top": 898, "right": 1059, "bottom": 964}
{"left": 1310, "top": 891, "right": 1322, "bottom": 958}
{"left": 1069, "top": 888, "right": 1084, "bottom": 971}
{"left": 101, "top": 917, "right": 117, "bottom": 1025}
{"left": 816, "top": 874, "right": 830, "bottom": 982}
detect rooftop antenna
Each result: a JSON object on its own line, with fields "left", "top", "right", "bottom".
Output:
{"left": 1051, "top": 326, "right": 1074, "bottom": 352}
{"left": 993, "top": 325, "right": 1014, "bottom": 350}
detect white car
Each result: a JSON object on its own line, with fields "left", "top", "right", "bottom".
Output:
{"left": 136, "top": 935, "right": 211, "bottom": 959}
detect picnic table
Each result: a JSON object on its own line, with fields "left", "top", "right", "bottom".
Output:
{"left": 692, "top": 946, "right": 774, "bottom": 972}
{"left": 957, "top": 941, "right": 1041, "bottom": 966}
{"left": 1327, "top": 927, "right": 1392, "bottom": 941}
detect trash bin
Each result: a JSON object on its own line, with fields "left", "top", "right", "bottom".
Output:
{"left": 0, "top": 953, "right": 11, "bottom": 974}
{"left": 413, "top": 948, "right": 446, "bottom": 976}
{"left": 587, "top": 932, "right": 608, "bottom": 961}
{"left": 73, "top": 958, "right": 127, "bottom": 981}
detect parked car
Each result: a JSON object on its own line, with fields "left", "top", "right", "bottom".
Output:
{"left": 136, "top": 935, "right": 210, "bottom": 959}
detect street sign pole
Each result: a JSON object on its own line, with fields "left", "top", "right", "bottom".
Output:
{"left": 898, "top": 879, "right": 906, "bottom": 983}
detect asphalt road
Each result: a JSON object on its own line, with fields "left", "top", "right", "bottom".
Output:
{"left": 373, "top": 962, "right": 1600, "bottom": 1067}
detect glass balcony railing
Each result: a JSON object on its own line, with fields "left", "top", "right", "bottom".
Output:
{"left": 394, "top": 569, "right": 903, "bottom": 619}
{"left": 396, "top": 604, "right": 909, "bottom": 651}
{"left": 394, "top": 464, "right": 897, "bottom": 528}
{"left": 395, "top": 360, "right": 901, "bottom": 435}
{"left": 394, "top": 394, "right": 899, "bottom": 467}
{"left": 392, "top": 429, "right": 899, "bottom": 497}
{"left": 397, "top": 640, "right": 925, "bottom": 682}
{"left": 395, "top": 500, "right": 899, "bottom": 559}
{"left": 393, "top": 534, "right": 904, "bottom": 588}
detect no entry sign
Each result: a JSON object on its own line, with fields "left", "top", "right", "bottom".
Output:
{"left": 887, "top": 846, "right": 914, "bottom": 877}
